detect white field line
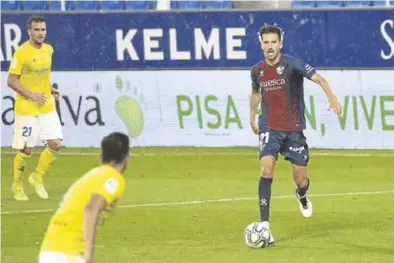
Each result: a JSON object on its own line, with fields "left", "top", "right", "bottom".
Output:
{"left": 2, "top": 190, "right": 394, "bottom": 216}
{"left": 1, "top": 151, "right": 394, "bottom": 157}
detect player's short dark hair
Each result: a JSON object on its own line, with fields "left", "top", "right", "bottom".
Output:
{"left": 101, "top": 132, "right": 130, "bottom": 164}
{"left": 27, "top": 15, "right": 46, "bottom": 29}
{"left": 259, "top": 25, "right": 283, "bottom": 41}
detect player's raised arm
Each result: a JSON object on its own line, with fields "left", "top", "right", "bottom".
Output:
{"left": 292, "top": 58, "right": 342, "bottom": 116}
{"left": 7, "top": 51, "right": 46, "bottom": 105}
{"left": 250, "top": 67, "right": 261, "bottom": 134}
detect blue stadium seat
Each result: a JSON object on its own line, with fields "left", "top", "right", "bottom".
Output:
{"left": 371, "top": 0, "right": 387, "bottom": 6}
{"left": 48, "top": 0, "right": 62, "bottom": 10}
{"left": 1, "top": 0, "right": 21, "bottom": 10}
{"left": 291, "top": 0, "right": 316, "bottom": 8}
{"left": 75, "top": 0, "right": 98, "bottom": 10}
{"left": 390, "top": 0, "right": 394, "bottom": 6}
{"left": 65, "top": 0, "right": 74, "bottom": 10}
{"left": 316, "top": 1, "right": 345, "bottom": 7}
{"left": 171, "top": 0, "right": 204, "bottom": 9}
{"left": 65, "top": 0, "right": 98, "bottom": 10}
{"left": 204, "top": 0, "right": 232, "bottom": 9}
{"left": 23, "top": 1, "right": 48, "bottom": 10}
{"left": 150, "top": 0, "right": 158, "bottom": 9}
{"left": 101, "top": 0, "right": 125, "bottom": 10}
{"left": 346, "top": 1, "right": 371, "bottom": 7}
{"left": 125, "top": 0, "right": 150, "bottom": 10}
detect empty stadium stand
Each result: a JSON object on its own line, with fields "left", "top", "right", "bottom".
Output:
{"left": 0, "top": 0, "right": 392, "bottom": 11}
{"left": 1, "top": 0, "right": 21, "bottom": 10}
{"left": 291, "top": 1, "right": 316, "bottom": 8}
{"left": 22, "top": 0, "right": 47, "bottom": 10}
{"left": 346, "top": 1, "right": 372, "bottom": 7}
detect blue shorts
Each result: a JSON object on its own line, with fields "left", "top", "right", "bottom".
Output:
{"left": 258, "top": 129, "right": 309, "bottom": 166}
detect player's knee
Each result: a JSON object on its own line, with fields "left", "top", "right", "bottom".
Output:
{"left": 260, "top": 165, "right": 274, "bottom": 178}
{"left": 47, "top": 139, "right": 63, "bottom": 152}
{"left": 260, "top": 156, "right": 275, "bottom": 178}
{"left": 292, "top": 165, "right": 308, "bottom": 186}
{"left": 294, "top": 176, "right": 308, "bottom": 187}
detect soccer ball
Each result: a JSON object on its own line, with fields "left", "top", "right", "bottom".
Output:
{"left": 244, "top": 222, "right": 271, "bottom": 248}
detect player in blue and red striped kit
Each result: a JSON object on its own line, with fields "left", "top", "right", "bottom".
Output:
{"left": 249, "top": 25, "right": 343, "bottom": 246}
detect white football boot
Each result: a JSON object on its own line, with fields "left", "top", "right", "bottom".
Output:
{"left": 296, "top": 188, "right": 313, "bottom": 218}
{"left": 261, "top": 221, "right": 275, "bottom": 246}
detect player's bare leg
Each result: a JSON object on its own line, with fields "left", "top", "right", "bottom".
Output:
{"left": 13, "top": 147, "right": 32, "bottom": 201}
{"left": 292, "top": 164, "right": 312, "bottom": 217}
{"left": 258, "top": 155, "right": 276, "bottom": 245}
{"left": 29, "top": 139, "right": 62, "bottom": 199}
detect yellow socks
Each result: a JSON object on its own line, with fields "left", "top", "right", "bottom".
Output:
{"left": 28, "top": 147, "right": 58, "bottom": 199}
{"left": 13, "top": 151, "right": 30, "bottom": 201}
{"left": 14, "top": 151, "right": 29, "bottom": 182}
{"left": 13, "top": 147, "right": 58, "bottom": 201}
{"left": 35, "top": 147, "right": 58, "bottom": 178}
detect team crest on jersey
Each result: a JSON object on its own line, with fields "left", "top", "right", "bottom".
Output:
{"left": 276, "top": 65, "right": 284, "bottom": 75}
{"left": 259, "top": 70, "right": 264, "bottom": 77}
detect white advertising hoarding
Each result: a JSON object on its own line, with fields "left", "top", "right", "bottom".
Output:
{"left": 1, "top": 70, "right": 393, "bottom": 149}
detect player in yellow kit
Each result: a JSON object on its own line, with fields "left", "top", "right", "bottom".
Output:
{"left": 7, "top": 15, "right": 63, "bottom": 201}
{"left": 39, "top": 132, "right": 130, "bottom": 263}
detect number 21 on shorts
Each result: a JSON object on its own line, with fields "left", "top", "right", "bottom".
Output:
{"left": 259, "top": 132, "right": 269, "bottom": 151}
{"left": 22, "top": 126, "right": 32, "bottom": 137}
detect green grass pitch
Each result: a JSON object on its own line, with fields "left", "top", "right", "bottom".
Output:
{"left": 1, "top": 147, "right": 394, "bottom": 263}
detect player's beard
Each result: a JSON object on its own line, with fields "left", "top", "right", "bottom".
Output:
{"left": 34, "top": 41, "right": 43, "bottom": 47}
{"left": 266, "top": 50, "right": 279, "bottom": 63}
{"left": 34, "top": 37, "right": 45, "bottom": 46}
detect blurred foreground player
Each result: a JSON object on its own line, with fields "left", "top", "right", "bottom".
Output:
{"left": 249, "top": 25, "right": 342, "bottom": 245}
{"left": 7, "top": 15, "right": 63, "bottom": 201}
{"left": 39, "top": 132, "right": 130, "bottom": 263}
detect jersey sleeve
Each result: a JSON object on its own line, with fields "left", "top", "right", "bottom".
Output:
{"left": 47, "top": 44, "right": 54, "bottom": 55}
{"left": 250, "top": 67, "right": 260, "bottom": 91}
{"left": 8, "top": 49, "right": 24, "bottom": 75}
{"left": 291, "top": 58, "right": 316, "bottom": 80}
{"left": 94, "top": 176, "right": 125, "bottom": 205}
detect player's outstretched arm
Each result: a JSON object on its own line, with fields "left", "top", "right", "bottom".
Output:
{"left": 311, "top": 73, "right": 342, "bottom": 116}
{"left": 7, "top": 74, "right": 47, "bottom": 105}
{"left": 83, "top": 194, "right": 108, "bottom": 263}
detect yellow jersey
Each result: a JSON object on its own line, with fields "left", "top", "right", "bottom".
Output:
{"left": 8, "top": 41, "right": 55, "bottom": 116}
{"left": 40, "top": 165, "right": 125, "bottom": 255}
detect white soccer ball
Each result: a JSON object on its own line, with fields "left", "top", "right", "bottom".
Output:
{"left": 244, "top": 222, "right": 271, "bottom": 248}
